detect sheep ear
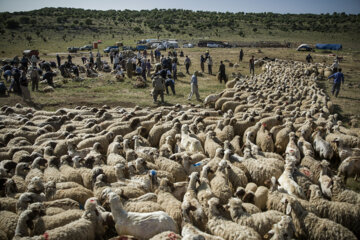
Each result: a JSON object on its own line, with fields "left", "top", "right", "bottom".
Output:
{"left": 286, "top": 203, "right": 292, "bottom": 215}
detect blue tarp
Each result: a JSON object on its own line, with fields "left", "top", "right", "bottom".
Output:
{"left": 316, "top": 44, "right": 342, "bottom": 50}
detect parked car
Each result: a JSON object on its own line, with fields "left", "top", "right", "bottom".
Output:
{"left": 156, "top": 44, "right": 166, "bottom": 51}
{"left": 136, "top": 45, "right": 148, "bottom": 51}
{"left": 296, "top": 44, "right": 313, "bottom": 51}
{"left": 80, "top": 45, "right": 93, "bottom": 51}
{"left": 23, "top": 50, "right": 39, "bottom": 58}
{"left": 207, "top": 43, "right": 223, "bottom": 48}
{"left": 183, "top": 43, "right": 194, "bottom": 48}
{"left": 104, "top": 46, "right": 119, "bottom": 53}
{"left": 67, "top": 47, "right": 79, "bottom": 53}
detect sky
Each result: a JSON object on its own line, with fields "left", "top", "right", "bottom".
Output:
{"left": 0, "top": 0, "right": 360, "bottom": 14}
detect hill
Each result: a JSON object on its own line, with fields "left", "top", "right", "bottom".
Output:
{"left": 0, "top": 8, "right": 359, "bottom": 56}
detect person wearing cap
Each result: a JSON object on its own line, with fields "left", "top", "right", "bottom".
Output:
{"left": 165, "top": 74, "right": 176, "bottom": 95}
{"left": 188, "top": 71, "right": 200, "bottom": 101}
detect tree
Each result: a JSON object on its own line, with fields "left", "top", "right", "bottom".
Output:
{"left": 20, "top": 16, "right": 30, "bottom": 24}
{"left": 6, "top": 20, "right": 20, "bottom": 29}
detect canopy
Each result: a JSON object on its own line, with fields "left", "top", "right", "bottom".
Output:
{"left": 297, "top": 44, "right": 312, "bottom": 51}
{"left": 316, "top": 44, "right": 342, "bottom": 50}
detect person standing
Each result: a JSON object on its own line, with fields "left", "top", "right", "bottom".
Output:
{"left": 31, "top": 54, "right": 38, "bottom": 67}
{"left": 30, "top": 67, "right": 40, "bottom": 91}
{"left": 200, "top": 55, "right": 205, "bottom": 72}
{"left": 146, "top": 59, "right": 152, "bottom": 77}
{"left": 306, "top": 54, "right": 313, "bottom": 63}
{"left": 20, "top": 71, "right": 31, "bottom": 101}
{"left": 20, "top": 56, "right": 29, "bottom": 72}
{"left": 152, "top": 75, "right": 165, "bottom": 104}
{"left": 219, "top": 61, "right": 227, "bottom": 83}
{"left": 81, "top": 55, "right": 87, "bottom": 64}
{"left": 239, "top": 49, "right": 244, "bottom": 62}
{"left": 113, "top": 53, "right": 120, "bottom": 70}
{"left": 165, "top": 74, "right": 176, "bottom": 95}
{"left": 56, "top": 54, "right": 61, "bottom": 68}
{"left": 126, "top": 59, "right": 133, "bottom": 79}
{"left": 249, "top": 55, "right": 255, "bottom": 76}
{"left": 89, "top": 51, "right": 94, "bottom": 67}
{"left": 110, "top": 51, "right": 114, "bottom": 65}
{"left": 141, "top": 59, "right": 147, "bottom": 81}
{"left": 188, "top": 71, "right": 200, "bottom": 101}
{"left": 184, "top": 56, "right": 191, "bottom": 74}
{"left": 172, "top": 61, "right": 177, "bottom": 80}
{"left": 67, "top": 54, "right": 72, "bottom": 64}
{"left": 207, "top": 56, "right": 213, "bottom": 75}
{"left": 328, "top": 68, "right": 344, "bottom": 98}
{"left": 150, "top": 50, "right": 154, "bottom": 63}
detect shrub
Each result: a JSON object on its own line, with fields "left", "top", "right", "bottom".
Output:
{"left": 85, "top": 18, "right": 93, "bottom": 25}
{"left": 6, "top": 20, "right": 20, "bottom": 29}
{"left": 20, "top": 16, "right": 30, "bottom": 24}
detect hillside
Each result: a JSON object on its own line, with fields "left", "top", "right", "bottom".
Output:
{"left": 0, "top": 8, "right": 360, "bottom": 56}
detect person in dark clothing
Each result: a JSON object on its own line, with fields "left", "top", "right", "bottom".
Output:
{"left": 200, "top": 55, "right": 205, "bottom": 72}
{"left": 165, "top": 74, "right": 176, "bottom": 95}
{"left": 172, "top": 62, "right": 177, "bottom": 80}
{"left": 67, "top": 54, "right": 72, "bottom": 64}
{"left": 9, "top": 68, "right": 21, "bottom": 94}
{"left": 306, "top": 54, "right": 313, "bottom": 63}
{"left": 110, "top": 51, "right": 114, "bottom": 65}
{"left": 21, "top": 56, "right": 29, "bottom": 72}
{"left": 328, "top": 68, "right": 344, "bottom": 98}
{"left": 156, "top": 69, "right": 167, "bottom": 79}
{"left": 179, "top": 50, "right": 184, "bottom": 57}
{"left": 56, "top": 54, "right": 61, "bottom": 67}
{"left": 184, "top": 56, "right": 191, "bottom": 74}
{"left": 43, "top": 71, "right": 55, "bottom": 87}
{"left": 219, "top": 61, "right": 227, "bottom": 83}
{"left": 19, "top": 71, "right": 31, "bottom": 101}
{"left": 249, "top": 55, "right": 255, "bottom": 76}
{"left": 239, "top": 49, "right": 244, "bottom": 62}
{"left": 72, "top": 65, "right": 79, "bottom": 77}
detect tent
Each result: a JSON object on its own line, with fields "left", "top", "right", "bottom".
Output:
{"left": 316, "top": 44, "right": 342, "bottom": 50}
{"left": 297, "top": 44, "right": 312, "bottom": 51}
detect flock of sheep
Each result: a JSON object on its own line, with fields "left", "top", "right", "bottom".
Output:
{"left": 0, "top": 58, "right": 360, "bottom": 240}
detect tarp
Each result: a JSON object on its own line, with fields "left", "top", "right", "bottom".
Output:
{"left": 316, "top": 44, "right": 342, "bottom": 50}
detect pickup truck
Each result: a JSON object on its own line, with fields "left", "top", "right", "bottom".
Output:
{"left": 80, "top": 45, "right": 93, "bottom": 51}
{"left": 104, "top": 46, "right": 119, "bottom": 53}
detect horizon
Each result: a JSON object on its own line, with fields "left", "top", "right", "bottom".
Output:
{"left": 0, "top": 0, "right": 360, "bottom": 14}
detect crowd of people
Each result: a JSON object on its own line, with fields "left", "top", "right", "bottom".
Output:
{"left": 0, "top": 46, "right": 345, "bottom": 105}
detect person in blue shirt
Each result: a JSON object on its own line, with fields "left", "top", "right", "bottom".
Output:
{"left": 188, "top": 71, "right": 200, "bottom": 101}
{"left": 165, "top": 74, "right": 176, "bottom": 95}
{"left": 328, "top": 68, "right": 344, "bottom": 98}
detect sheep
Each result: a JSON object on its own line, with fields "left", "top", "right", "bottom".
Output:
{"left": 12, "top": 162, "right": 30, "bottom": 193}
{"left": 32, "top": 209, "right": 84, "bottom": 235}
{"left": 274, "top": 122, "right": 293, "bottom": 154}
{"left": 52, "top": 183, "right": 94, "bottom": 206}
{"left": 285, "top": 132, "right": 301, "bottom": 164}
{"left": 253, "top": 186, "right": 269, "bottom": 211}
{"left": 256, "top": 123, "right": 275, "bottom": 152}
{"left": 206, "top": 197, "right": 261, "bottom": 240}
{"left": 308, "top": 184, "right": 360, "bottom": 237}
{"left": 265, "top": 216, "right": 295, "bottom": 240}
{"left": 228, "top": 197, "right": 286, "bottom": 237}
{"left": 180, "top": 124, "right": 204, "bottom": 154}
{"left": 59, "top": 155, "right": 83, "bottom": 185}
{"left": 279, "top": 195, "right": 357, "bottom": 240}
{"left": 210, "top": 160, "right": 232, "bottom": 204}
{"left": 106, "top": 142, "right": 126, "bottom": 166}
{"left": 331, "top": 175, "right": 360, "bottom": 205}
{"left": 278, "top": 163, "right": 306, "bottom": 199}
{"left": 181, "top": 222, "right": 224, "bottom": 240}
{"left": 204, "top": 131, "right": 222, "bottom": 158}
{"left": 312, "top": 130, "right": 333, "bottom": 160}
{"left": 148, "top": 121, "right": 173, "bottom": 147}
{"left": 159, "top": 122, "right": 181, "bottom": 150}
{"left": 337, "top": 156, "right": 360, "bottom": 183}
{"left": 155, "top": 178, "right": 183, "bottom": 229}
{"left": 318, "top": 160, "right": 332, "bottom": 198}
{"left": 106, "top": 190, "right": 179, "bottom": 240}
{"left": 149, "top": 231, "right": 181, "bottom": 240}
{"left": 154, "top": 156, "right": 187, "bottom": 182}
{"left": 77, "top": 131, "right": 114, "bottom": 154}
{"left": 0, "top": 210, "right": 18, "bottom": 239}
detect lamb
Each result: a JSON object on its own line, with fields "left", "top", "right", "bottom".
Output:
{"left": 308, "top": 184, "right": 360, "bottom": 237}
{"left": 279, "top": 195, "right": 357, "bottom": 240}
{"left": 206, "top": 197, "right": 261, "bottom": 240}
{"left": 106, "top": 190, "right": 179, "bottom": 240}
{"left": 337, "top": 156, "right": 360, "bottom": 183}
{"left": 228, "top": 197, "right": 286, "bottom": 237}
{"left": 210, "top": 160, "right": 232, "bottom": 204}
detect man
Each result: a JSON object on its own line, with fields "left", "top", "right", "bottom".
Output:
{"left": 207, "top": 56, "right": 213, "bottom": 75}
{"left": 200, "top": 55, "right": 205, "bottom": 72}
{"left": 172, "top": 61, "right": 177, "bottom": 80}
{"left": 239, "top": 49, "right": 244, "bottom": 62}
{"left": 146, "top": 59, "right": 152, "bottom": 77}
{"left": 67, "top": 54, "right": 72, "bottom": 64}
{"left": 306, "top": 54, "right": 313, "bottom": 63}
{"left": 126, "top": 59, "right": 133, "bottom": 79}
{"left": 43, "top": 70, "right": 55, "bottom": 87}
{"left": 188, "top": 71, "right": 200, "bottom": 101}
{"left": 110, "top": 51, "right": 114, "bottom": 65}
{"left": 19, "top": 71, "right": 31, "bottom": 101}
{"left": 249, "top": 55, "right": 255, "bottom": 76}
{"left": 184, "top": 56, "right": 191, "bottom": 74}
{"left": 219, "top": 61, "right": 227, "bottom": 84}
{"left": 165, "top": 74, "right": 176, "bottom": 95}
{"left": 89, "top": 51, "right": 94, "bottom": 66}
{"left": 9, "top": 68, "right": 21, "bottom": 94}
{"left": 31, "top": 54, "right": 38, "bottom": 67}
{"left": 20, "top": 56, "right": 29, "bottom": 72}
{"left": 152, "top": 75, "right": 165, "bottom": 104}
{"left": 29, "top": 67, "right": 40, "bottom": 91}
{"left": 328, "top": 68, "right": 344, "bottom": 98}
{"left": 56, "top": 54, "right": 61, "bottom": 67}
